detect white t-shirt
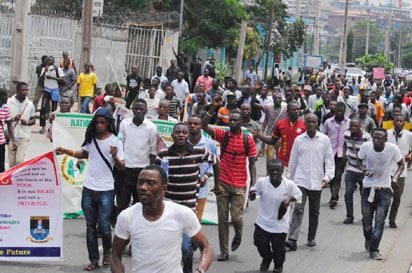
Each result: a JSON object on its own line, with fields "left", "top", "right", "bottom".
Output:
{"left": 171, "top": 79, "right": 189, "bottom": 103}
{"left": 387, "top": 129, "right": 412, "bottom": 177}
{"left": 115, "top": 201, "right": 201, "bottom": 273}
{"left": 43, "top": 65, "right": 64, "bottom": 89}
{"left": 255, "top": 176, "right": 302, "bottom": 233}
{"left": 358, "top": 141, "right": 402, "bottom": 188}
{"left": 82, "top": 134, "right": 124, "bottom": 191}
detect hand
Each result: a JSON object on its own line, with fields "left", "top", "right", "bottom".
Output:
{"left": 10, "top": 140, "right": 17, "bottom": 151}
{"left": 213, "top": 185, "right": 224, "bottom": 195}
{"left": 250, "top": 129, "right": 258, "bottom": 138}
{"left": 110, "top": 146, "right": 118, "bottom": 157}
{"left": 20, "top": 119, "right": 28, "bottom": 126}
{"left": 199, "top": 175, "right": 208, "bottom": 187}
{"left": 363, "top": 169, "right": 373, "bottom": 177}
{"left": 49, "top": 112, "right": 56, "bottom": 122}
{"left": 55, "top": 147, "right": 66, "bottom": 155}
{"left": 391, "top": 178, "right": 400, "bottom": 191}
{"left": 249, "top": 190, "right": 257, "bottom": 201}
{"left": 13, "top": 114, "right": 21, "bottom": 122}
{"left": 321, "top": 179, "right": 329, "bottom": 189}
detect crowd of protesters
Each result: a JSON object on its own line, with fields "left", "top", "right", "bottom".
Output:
{"left": 1, "top": 52, "right": 411, "bottom": 273}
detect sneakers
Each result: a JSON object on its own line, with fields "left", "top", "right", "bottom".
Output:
{"left": 307, "top": 240, "right": 316, "bottom": 247}
{"left": 217, "top": 252, "right": 229, "bottom": 261}
{"left": 231, "top": 234, "right": 242, "bottom": 252}
{"left": 370, "top": 251, "right": 383, "bottom": 260}
{"left": 343, "top": 217, "right": 354, "bottom": 224}
{"left": 259, "top": 257, "right": 272, "bottom": 272}
{"left": 284, "top": 240, "right": 297, "bottom": 251}
{"left": 273, "top": 266, "right": 283, "bottom": 273}
{"left": 389, "top": 222, "right": 398, "bottom": 228}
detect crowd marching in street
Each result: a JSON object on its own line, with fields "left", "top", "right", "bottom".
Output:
{"left": 1, "top": 52, "right": 412, "bottom": 273}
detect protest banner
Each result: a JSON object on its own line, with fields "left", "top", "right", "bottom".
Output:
{"left": 53, "top": 113, "right": 92, "bottom": 218}
{"left": 0, "top": 152, "right": 63, "bottom": 261}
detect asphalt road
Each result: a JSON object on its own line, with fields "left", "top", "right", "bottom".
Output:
{"left": 1, "top": 125, "right": 412, "bottom": 273}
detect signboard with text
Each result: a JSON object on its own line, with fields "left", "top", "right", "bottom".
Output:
{"left": 0, "top": 152, "right": 63, "bottom": 261}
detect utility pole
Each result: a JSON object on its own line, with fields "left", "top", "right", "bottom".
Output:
{"left": 384, "top": 1, "right": 393, "bottom": 58}
{"left": 296, "top": 0, "right": 304, "bottom": 69}
{"left": 365, "top": 12, "right": 370, "bottom": 55}
{"left": 397, "top": 29, "right": 402, "bottom": 67}
{"left": 10, "top": 0, "right": 30, "bottom": 91}
{"left": 234, "top": 20, "right": 247, "bottom": 83}
{"left": 313, "top": 0, "right": 320, "bottom": 55}
{"left": 80, "top": 0, "right": 93, "bottom": 68}
{"left": 338, "top": 0, "right": 349, "bottom": 71}
{"left": 179, "top": 0, "right": 184, "bottom": 37}
{"left": 263, "top": 0, "right": 275, "bottom": 82}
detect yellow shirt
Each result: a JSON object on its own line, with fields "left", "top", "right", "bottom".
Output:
{"left": 382, "top": 120, "right": 411, "bottom": 131}
{"left": 77, "top": 72, "right": 96, "bottom": 97}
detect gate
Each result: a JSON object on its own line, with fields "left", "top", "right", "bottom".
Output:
{"left": 125, "top": 25, "right": 165, "bottom": 78}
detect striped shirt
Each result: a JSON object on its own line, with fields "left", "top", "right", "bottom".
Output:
{"left": 165, "top": 96, "right": 181, "bottom": 119}
{"left": 213, "top": 128, "right": 257, "bottom": 188}
{"left": 343, "top": 130, "right": 371, "bottom": 173}
{"left": 0, "top": 104, "right": 11, "bottom": 145}
{"left": 155, "top": 144, "right": 215, "bottom": 211}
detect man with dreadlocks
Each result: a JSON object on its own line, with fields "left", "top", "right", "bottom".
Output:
{"left": 55, "top": 107, "right": 125, "bottom": 271}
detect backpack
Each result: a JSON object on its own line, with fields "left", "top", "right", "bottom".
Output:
{"left": 220, "top": 131, "right": 249, "bottom": 159}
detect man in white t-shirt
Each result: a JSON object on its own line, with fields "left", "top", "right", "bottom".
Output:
{"left": 171, "top": 71, "right": 189, "bottom": 120}
{"left": 358, "top": 128, "right": 404, "bottom": 260}
{"left": 386, "top": 115, "right": 412, "bottom": 228}
{"left": 111, "top": 165, "right": 213, "bottom": 273}
{"left": 250, "top": 159, "right": 301, "bottom": 273}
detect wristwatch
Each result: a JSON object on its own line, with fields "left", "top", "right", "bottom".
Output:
{"left": 196, "top": 268, "right": 206, "bottom": 273}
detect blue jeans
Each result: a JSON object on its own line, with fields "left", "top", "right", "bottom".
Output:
{"left": 361, "top": 187, "right": 392, "bottom": 253}
{"left": 81, "top": 187, "right": 114, "bottom": 263}
{"left": 344, "top": 170, "right": 364, "bottom": 219}
{"left": 80, "top": 96, "right": 92, "bottom": 113}
{"left": 181, "top": 233, "right": 193, "bottom": 273}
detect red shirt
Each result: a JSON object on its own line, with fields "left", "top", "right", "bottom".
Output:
{"left": 272, "top": 118, "right": 306, "bottom": 167}
{"left": 213, "top": 128, "right": 257, "bottom": 188}
{"left": 93, "top": 95, "right": 105, "bottom": 113}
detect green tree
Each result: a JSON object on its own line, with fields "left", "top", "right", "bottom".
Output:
{"left": 346, "top": 29, "right": 353, "bottom": 62}
{"left": 356, "top": 53, "right": 394, "bottom": 73}
{"left": 402, "top": 42, "right": 412, "bottom": 69}
{"left": 352, "top": 19, "right": 383, "bottom": 60}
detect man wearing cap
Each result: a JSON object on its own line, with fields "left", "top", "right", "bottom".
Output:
{"left": 217, "top": 91, "right": 239, "bottom": 126}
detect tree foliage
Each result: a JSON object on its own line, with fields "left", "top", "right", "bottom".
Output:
{"left": 356, "top": 53, "right": 394, "bottom": 73}
{"left": 352, "top": 19, "right": 382, "bottom": 60}
{"left": 402, "top": 42, "right": 412, "bottom": 69}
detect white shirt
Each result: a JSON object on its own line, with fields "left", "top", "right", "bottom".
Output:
{"left": 337, "top": 95, "right": 359, "bottom": 117}
{"left": 255, "top": 176, "right": 302, "bottom": 233}
{"left": 308, "top": 94, "right": 322, "bottom": 113}
{"left": 42, "top": 65, "right": 64, "bottom": 89}
{"left": 288, "top": 131, "right": 335, "bottom": 190}
{"left": 171, "top": 79, "right": 189, "bottom": 104}
{"left": 119, "top": 117, "right": 158, "bottom": 168}
{"left": 145, "top": 97, "right": 160, "bottom": 120}
{"left": 115, "top": 201, "right": 201, "bottom": 273}
{"left": 7, "top": 95, "right": 35, "bottom": 140}
{"left": 358, "top": 141, "right": 402, "bottom": 188}
{"left": 387, "top": 129, "right": 412, "bottom": 177}
{"left": 82, "top": 134, "right": 125, "bottom": 191}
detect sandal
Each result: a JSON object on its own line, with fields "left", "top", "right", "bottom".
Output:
{"left": 103, "top": 251, "right": 111, "bottom": 266}
{"left": 83, "top": 262, "right": 99, "bottom": 271}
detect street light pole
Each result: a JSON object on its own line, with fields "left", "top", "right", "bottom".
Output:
{"left": 179, "top": 0, "right": 184, "bottom": 37}
{"left": 365, "top": 12, "right": 370, "bottom": 55}
{"left": 338, "top": 0, "right": 349, "bottom": 71}
{"left": 263, "top": 0, "right": 275, "bottom": 83}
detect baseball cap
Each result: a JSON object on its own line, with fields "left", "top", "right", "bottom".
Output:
{"left": 358, "top": 102, "right": 369, "bottom": 109}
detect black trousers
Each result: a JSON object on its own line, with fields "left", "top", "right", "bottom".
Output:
{"left": 254, "top": 224, "right": 287, "bottom": 269}
{"left": 117, "top": 168, "right": 142, "bottom": 214}
{"left": 0, "top": 143, "right": 5, "bottom": 172}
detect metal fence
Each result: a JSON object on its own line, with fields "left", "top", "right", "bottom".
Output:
{"left": 0, "top": 11, "right": 177, "bottom": 95}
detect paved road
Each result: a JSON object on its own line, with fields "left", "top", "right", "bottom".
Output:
{"left": 1, "top": 125, "right": 412, "bottom": 273}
